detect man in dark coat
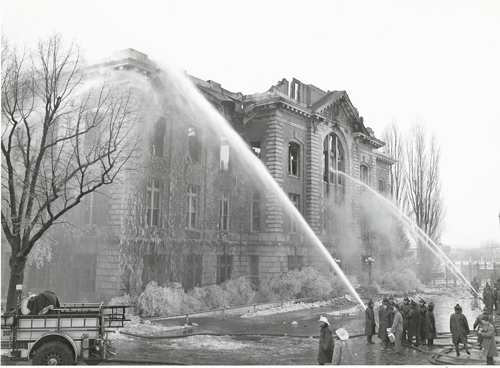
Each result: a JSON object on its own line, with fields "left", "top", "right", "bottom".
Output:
{"left": 471, "top": 276, "right": 480, "bottom": 294}
{"left": 484, "top": 284, "right": 494, "bottom": 315}
{"left": 365, "top": 299, "right": 376, "bottom": 344}
{"left": 473, "top": 306, "right": 494, "bottom": 350}
{"left": 400, "top": 297, "right": 411, "bottom": 343}
{"left": 424, "top": 302, "right": 437, "bottom": 349}
{"left": 493, "top": 285, "right": 499, "bottom": 315}
{"left": 407, "top": 300, "right": 420, "bottom": 347}
{"left": 378, "top": 300, "right": 394, "bottom": 350}
{"left": 471, "top": 277, "right": 480, "bottom": 309}
{"left": 400, "top": 297, "right": 411, "bottom": 339}
{"left": 450, "top": 304, "right": 470, "bottom": 357}
{"left": 317, "top": 316, "right": 334, "bottom": 365}
{"left": 418, "top": 298, "right": 427, "bottom": 344}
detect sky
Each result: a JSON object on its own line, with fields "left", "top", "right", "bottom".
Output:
{"left": 2, "top": 0, "right": 499, "bottom": 249}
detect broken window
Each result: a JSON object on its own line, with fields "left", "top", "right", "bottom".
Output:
{"left": 150, "top": 117, "right": 166, "bottom": 157}
{"left": 251, "top": 142, "right": 261, "bottom": 159}
{"left": 323, "top": 133, "right": 344, "bottom": 185}
{"left": 220, "top": 136, "right": 230, "bottom": 171}
{"left": 188, "top": 126, "right": 201, "bottom": 162}
{"left": 288, "top": 142, "right": 300, "bottom": 176}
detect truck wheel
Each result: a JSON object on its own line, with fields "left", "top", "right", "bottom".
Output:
{"left": 32, "top": 341, "right": 74, "bottom": 365}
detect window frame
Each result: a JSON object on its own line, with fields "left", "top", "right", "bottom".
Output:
{"left": 323, "top": 133, "right": 344, "bottom": 185}
{"left": 251, "top": 191, "right": 261, "bottom": 232}
{"left": 219, "top": 190, "right": 230, "bottom": 232}
{"left": 146, "top": 179, "right": 162, "bottom": 227}
{"left": 287, "top": 255, "right": 303, "bottom": 271}
{"left": 288, "top": 142, "right": 300, "bottom": 177}
{"left": 186, "top": 185, "right": 198, "bottom": 229}
{"left": 188, "top": 126, "right": 202, "bottom": 162}
{"left": 150, "top": 117, "right": 166, "bottom": 157}
{"left": 217, "top": 255, "right": 234, "bottom": 284}
{"left": 220, "top": 136, "right": 230, "bottom": 171}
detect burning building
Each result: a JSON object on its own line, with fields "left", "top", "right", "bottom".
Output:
{"left": 12, "top": 49, "right": 395, "bottom": 302}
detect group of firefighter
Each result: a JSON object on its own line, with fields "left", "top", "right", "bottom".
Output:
{"left": 471, "top": 277, "right": 500, "bottom": 314}
{"left": 365, "top": 296, "right": 437, "bottom": 351}
{"left": 364, "top": 279, "right": 500, "bottom": 364}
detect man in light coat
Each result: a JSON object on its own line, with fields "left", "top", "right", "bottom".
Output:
{"left": 390, "top": 304, "right": 404, "bottom": 353}
{"left": 478, "top": 314, "right": 498, "bottom": 365}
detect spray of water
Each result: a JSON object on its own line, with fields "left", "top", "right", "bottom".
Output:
{"left": 160, "top": 66, "right": 367, "bottom": 310}
{"left": 334, "top": 170, "right": 477, "bottom": 294}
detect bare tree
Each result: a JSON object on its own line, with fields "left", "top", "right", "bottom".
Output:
{"left": 405, "top": 122, "right": 445, "bottom": 283}
{"left": 1, "top": 34, "right": 144, "bottom": 309}
{"left": 381, "top": 120, "right": 407, "bottom": 210}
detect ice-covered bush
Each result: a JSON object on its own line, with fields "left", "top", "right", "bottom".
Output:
{"left": 295, "top": 267, "right": 332, "bottom": 299}
{"left": 130, "top": 267, "right": 362, "bottom": 317}
{"left": 254, "top": 268, "right": 353, "bottom": 302}
{"left": 137, "top": 281, "right": 191, "bottom": 317}
{"left": 196, "top": 284, "right": 229, "bottom": 310}
{"left": 376, "top": 268, "right": 423, "bottom": 294}
{"left": 221, "top": 277, "right": 256, "bottom": 306}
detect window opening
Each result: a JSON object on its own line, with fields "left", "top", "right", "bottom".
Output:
{"left": 220, "top": 136, "right": 230, "bottom": 171}
{"left": 188, "top": 126, "right": 201, "bottom": 162}
{"left": 251, "top": 142, "right": 261, "bottom": 158}
{"left": 146, "top": 179, "right": 161, "bottom": 226}
{"left": 217, "top": 255, "right": 233, "bottom": 284}
{"left": 251, "top": 191, "right": 261, "bottom": 232}
{"left": 186, "top": 185, "right": 198, "bottom": 229}
{"left": 219, "top": 191, "right": 230, "bottom": 231}
{"left": 288, "top": 142, "right": 299, "bottom": 176}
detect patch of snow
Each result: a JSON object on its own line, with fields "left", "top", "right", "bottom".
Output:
{"left": 108, "top": 331, "right": 132, "bottom": 341}
{"left": 178, "top": 335, "right": 246, "bottom": 350}
{"left": 118, "top": 315, "right": 188, "bottom": 336}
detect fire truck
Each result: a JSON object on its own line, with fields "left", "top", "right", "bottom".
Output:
{"left": 1, "top": 290, "right": 129, "bottom": 365}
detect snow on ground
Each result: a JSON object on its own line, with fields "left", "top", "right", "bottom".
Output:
{"left": 109, "top": 315, "right": 188, "bottom": 340}
{"left": 239, "top": 298, "right": 360, "bottom": 318}
{"left": 169, "top": 335, "right": 247, "bottom": 350}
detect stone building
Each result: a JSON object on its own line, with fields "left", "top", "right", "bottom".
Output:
{"left": 13, "top": 49, "right": 395, "bottom": 302}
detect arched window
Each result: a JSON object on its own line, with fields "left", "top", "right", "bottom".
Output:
{"left": 288, "top": 142, "right": 300, "bottom": 176}
{"left": 323, "top": 133, "right": 344, "bottom": 184}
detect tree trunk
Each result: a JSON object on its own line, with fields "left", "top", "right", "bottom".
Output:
{"left": 6, "top": 255, "right": 27, "bottom": 310}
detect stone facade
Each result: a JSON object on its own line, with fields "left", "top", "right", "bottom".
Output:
{"left": 16, "top": 49, "right": 395, "bottom": 302}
